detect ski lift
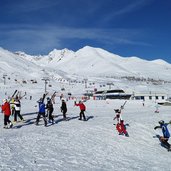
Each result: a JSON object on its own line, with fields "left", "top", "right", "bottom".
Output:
{"left": 48, "top": 84, "right": 52, "bottom": 87}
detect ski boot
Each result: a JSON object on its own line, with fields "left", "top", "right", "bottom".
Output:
{"left": 9, "top": 122, "right": 13, "bottom": 128}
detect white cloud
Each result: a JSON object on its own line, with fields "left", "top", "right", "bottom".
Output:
{"left": 0, "top": 24, "right": 151, "bottom": 54}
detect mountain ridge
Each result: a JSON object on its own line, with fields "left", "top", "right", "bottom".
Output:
{"left": 0, "top": 46, "right": 171, "bottom": 81}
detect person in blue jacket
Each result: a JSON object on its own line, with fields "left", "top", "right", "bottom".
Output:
{"left": 36, "top": 98, "right": 47, "bottom": 126}
{"left": 154, "top": 120, "right": 171, "bottom": 151}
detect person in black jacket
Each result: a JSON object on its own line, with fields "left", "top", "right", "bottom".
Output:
{"left": 46, "top": 97, "right": 54, "bottom": 124}
{"left": 61, "top": 99, "right": 67, "bottom": 120}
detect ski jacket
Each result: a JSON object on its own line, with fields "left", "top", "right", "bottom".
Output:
{"left": 46, "top": 101, "right": 53, "bottom": 110}
{"left": 75, "top": 103, "right": 86, "bottom": 111}
{"left": 155, "top": 124, "right": 170, "bottom": 138}
{"left": 38, "top": 101, "right": 45, "bottom": 113}
{"left": 162, "top": 124, "right": 170, "bottom": 138}
{"left": 116, "top": 122, "right": 127, "bottom": 134}
{"left": 14, "top": 100, "right": 21, "bottom": 111}
{"left": 1, "top": 102, "right": 11, "bottom": 116}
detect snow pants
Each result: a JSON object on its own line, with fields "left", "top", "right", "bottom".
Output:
{"left": 79, "top": 110, "right": 86, "bottom": 120}
{"left": 47, "top": 109, "right": 54, "bottom": 121}
{"left": 4, "top": 115, "right": 12, "bottom": 126}
{"left": 36, "top": 112, "right": 47, "bottom": 126}
{"left": 14, "top": 110, "right": 23, "bottom": 122}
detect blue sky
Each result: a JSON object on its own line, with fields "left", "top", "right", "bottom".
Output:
{"left": 0, "top": 0, "right": 171, "bottom": 63}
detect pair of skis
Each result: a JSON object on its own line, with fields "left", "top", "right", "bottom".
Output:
{"left": 9, "top": 90, "right": 26, "bottom": 101}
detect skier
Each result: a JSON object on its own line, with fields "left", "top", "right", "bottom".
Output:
{"left": 46, "top": 97, "right": 54, "bottom": 124}
{"left": 155, "top": 103, "right": 159, "bottom": 113}
{"left": 116, "top": 120, "right": 129, "bottom": 137}
{"left": 10, "top": 97, "right": 15, "bottom": 116}
{"left": 1, "top": 99, "right": 13, "bottom": 128}
{"left": 60, "top": 98, "right": 67, "bottom": 120}
{"left": 113, "top": 109, "right": 122, "bottom": 123}
{"left": 36, "top": 98, "right": 47, "bottom": 126}
{"left": 154, "top": 120, "right": 171, "bottom": 151}
{"left": 13, "top": 96, "right": 24, "bottom": 122}
{"left": 75, "top": 100, "right": 86, "bottom": 121}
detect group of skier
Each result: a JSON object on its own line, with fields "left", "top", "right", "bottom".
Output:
{"left": 1, "top": 91, "right": 171, "bottom": 151}
{"left": 112, "top": 101, "right": 171, "bottom": 151}
{"left": 35, "top": 94, "right": 87, "bottom": 126}
{"left": 0, "top": 93, "right": 88, "bottom": 128}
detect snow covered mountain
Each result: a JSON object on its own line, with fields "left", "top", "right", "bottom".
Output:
{"left": 14, "top": 46, "right": 171, "bottom": 81}
{"left": 1, "top": 46, "right": 171, "bottom": 95}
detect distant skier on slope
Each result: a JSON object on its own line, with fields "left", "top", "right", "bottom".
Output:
{"left": 36, "top": 98, "right": 47, "bottom": 126}
{"left": 74, "top": 100, "right": 86, "bottom": 121}
{"left": 154, "top": 103, "right": 160, "bottom": 113}
{"left": 154, "top": 120, "right": 171, "bottom": 151}
{"left": 1, "top": 99, "right": 13, "bottom": 129}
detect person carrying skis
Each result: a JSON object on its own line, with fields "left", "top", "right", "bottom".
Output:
{"left": 154, "top": 120, "right": 171, "bottom": 151}
{"left": 113, "top": 109, "right": 122, "bottom": 123}
{"left": 10, "top": 97, "right": 15, "bottom": 116}
{"left": 46, "top": 97, "right": 54, "bottom": 124}
{"left": 1, "top": 99, "right": 13, "bottom": 128}
{"left": 36, "top": 98, "right": 47, "bottom": 126}
{"left": 116, "top": 120, "right": 129, "bottom": 137}
{"left": 13, "top": 96, "right": 24, "bottom": 122}
{"left": 61, "top": 98, "right": 67, "bottom": 120}
{"left": 75, "top": 100, "right": 86, "bottom": 121}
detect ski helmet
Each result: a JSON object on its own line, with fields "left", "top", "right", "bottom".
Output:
{"left": 158, "top": 120, "right": 164, "bottom": 125}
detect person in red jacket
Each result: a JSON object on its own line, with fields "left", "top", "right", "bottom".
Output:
{"left": 75, "top": 100, "right": 86, "bottom": 121}
{"left": 116, "top": 120, "right": 129, "bottom": 137}
{"left": 1, "top": 99, "right": 13, "bottom": 128}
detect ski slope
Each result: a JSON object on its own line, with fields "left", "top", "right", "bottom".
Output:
{"left": 0, "top": 97, "right": 171, "bottom": 171}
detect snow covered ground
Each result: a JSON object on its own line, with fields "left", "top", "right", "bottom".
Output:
{"left": 0, "top": 96, "right": 171, "bottom": 171}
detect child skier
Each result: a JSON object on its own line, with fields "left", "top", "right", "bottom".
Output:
{"left": 46, "top": 97, "right": 54, "bottom": 124}
{"left": 75, "top": 100, "right": 86, "bottom": 121}
{"left": 61, "top": 99, "right": 67, "bottom": 120}
{"left": 36, "top": 98, "right": 47, "bottom": 126}
{"left": 116, "top": 120, "right": 129, "bottom": 137}
{"left": 113, "top": 109, "right": 122, "bottom": 123}
{"left": 13, "top": 96, "right": 24, "bottom": 122}
{"left": 1, "top": 99, "right": 13, "bottom": 128}
{"left": 154, "top": 120, "right": 171, "bottom": 151}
